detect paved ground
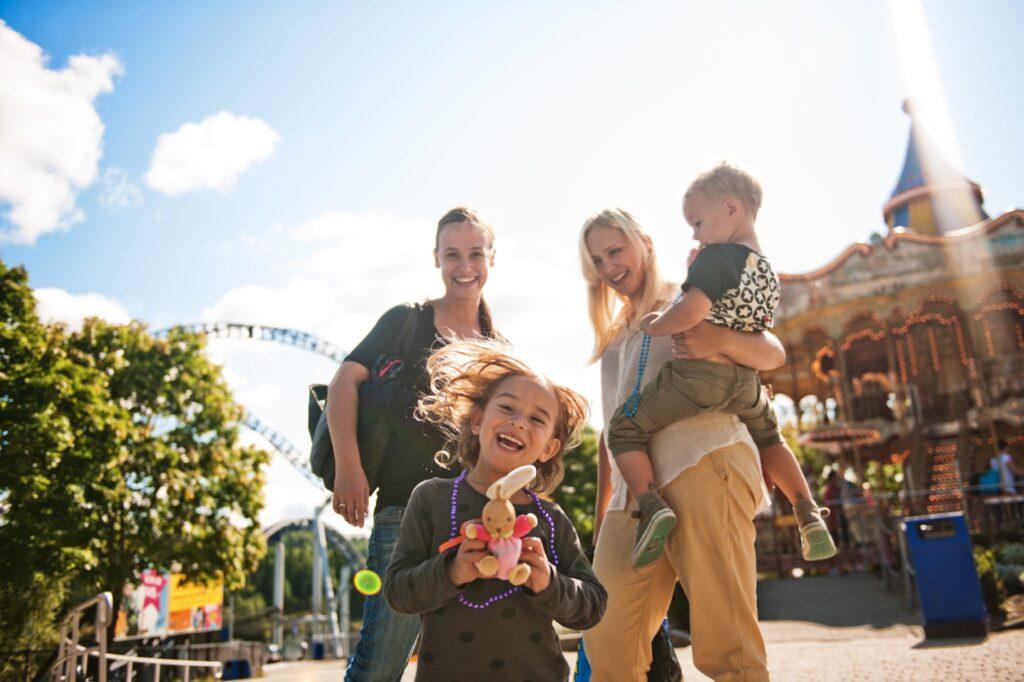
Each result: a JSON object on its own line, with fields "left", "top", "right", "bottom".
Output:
{"left": 263, "top": 574, "right": 1024, "bottom": 681}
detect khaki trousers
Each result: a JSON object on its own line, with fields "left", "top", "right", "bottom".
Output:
{"left": 583, "top": 443, "right": 769, "bottom": 681}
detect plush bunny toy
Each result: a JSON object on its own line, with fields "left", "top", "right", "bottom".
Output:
{"left": 463, "top": 464, "right": 539, "bottom": 586}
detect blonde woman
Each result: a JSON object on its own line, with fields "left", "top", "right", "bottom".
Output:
{"left": 579, "top": 207, "right": 780, "bottom": 681}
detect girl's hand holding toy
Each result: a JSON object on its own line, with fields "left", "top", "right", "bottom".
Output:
{"left": 446, "top": 536, "right": 489, "bottom": 587}
{"left": 518, "top": 536, "right": 552, "bottom": 593}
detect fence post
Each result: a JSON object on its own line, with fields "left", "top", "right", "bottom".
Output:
{"left": 96, "top": 592, "right": 112, "bottom": 682}
{"left": 69, "top": 612, "right": 80, "bottom": 682}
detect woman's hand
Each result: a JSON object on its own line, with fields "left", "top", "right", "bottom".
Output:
{"left": 445, "top": 537, "right": 489, "bottom": 587}
{"left": 671, "top": 320, "right": 727, "bottom": 360}
{"left": 333, "top": 458, "right": 370, "bottom": 528}
{"left": 520, "top": 536, "right": 553, "bottom": 594}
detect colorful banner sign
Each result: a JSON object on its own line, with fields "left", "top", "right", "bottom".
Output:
{"left": 115, "top": 569, "right": 223, "bottom": 639}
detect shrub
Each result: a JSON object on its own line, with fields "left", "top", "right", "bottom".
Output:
{"left": 973, "top": 545, "right": 1006, "bottom": 615}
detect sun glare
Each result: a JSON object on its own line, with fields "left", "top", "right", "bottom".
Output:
{"left": 890, "top": 0, "right": 964, "bottom": 172}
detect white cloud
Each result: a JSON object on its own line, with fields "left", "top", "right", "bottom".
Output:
{"left": 145, "top": 111, "right": 280, "bottom": 195}
{"left": 204, "top": 211, "right": 441, "bottom": 346}
{"left": 35, "top": 287, "right": 132, "bottom": 331}
{"left": 98, "top": 166, "right": 143, "bottom": 209}
{"left": 0, "top": 20, "right": 122, "bottom": 245}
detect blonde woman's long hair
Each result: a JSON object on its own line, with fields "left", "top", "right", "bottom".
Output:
{"left": 578, "top": 207, "right": 675, "bottom": 363}
{"left": 415, "top": 338, "right": 590, "bottom": 493}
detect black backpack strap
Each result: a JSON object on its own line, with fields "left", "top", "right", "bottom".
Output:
{"left": 395, "top": 304, "right": 420, "bottom": 362}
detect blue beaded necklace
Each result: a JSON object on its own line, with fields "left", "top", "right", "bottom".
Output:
{"left": 622, "top": 293, "right": 683, "bottom": 418}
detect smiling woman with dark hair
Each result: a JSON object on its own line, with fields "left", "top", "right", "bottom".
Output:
{"left": 326, "top": 206, "right": 500, "bottom": 681}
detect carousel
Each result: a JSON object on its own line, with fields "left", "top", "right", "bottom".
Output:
{"left": 763, "top": 102, "right": 1024, "bottom": 519}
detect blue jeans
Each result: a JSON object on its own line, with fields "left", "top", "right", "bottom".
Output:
{"left": 345, "top": 505, "right": 420, "bottom": 681}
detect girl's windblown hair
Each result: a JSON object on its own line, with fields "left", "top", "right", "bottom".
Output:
{"left": 415, "top": 338, "right": 590, "bottom": 493}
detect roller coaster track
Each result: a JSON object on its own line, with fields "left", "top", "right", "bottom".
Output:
{"left": 157, "top": 322, "right": 348, "bottom": 363}
{"left": 244, "top": 411, "right": 327, "bottom": 491}
{"left": 155, "top": 323, "right": 347, "bottom": 492}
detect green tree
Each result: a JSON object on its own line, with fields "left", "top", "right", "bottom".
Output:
{"left": 65, "top": 320, "right": 269, "bottom": 632}
{"left": 553, "top": 426, "right": 599, "bottom": 549}
{"left": 0, "top": 261, "right": 130, "bottom": 675}
{"left": 1, "top": 257, "right": 269, "bottom": 659}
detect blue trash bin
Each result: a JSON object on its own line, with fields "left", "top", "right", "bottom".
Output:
{"left": 903, "top": 512, "right": 987, "bottom": 639}
{"left": 222, "top": 658, "right": 251, "bottom": 680}
{"left": 312, "top": 641, "right": 325, "bottom": 660}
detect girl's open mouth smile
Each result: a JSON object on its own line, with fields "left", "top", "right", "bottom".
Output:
{"left": 496, "top": 433, "right": 525, "bottom": 452}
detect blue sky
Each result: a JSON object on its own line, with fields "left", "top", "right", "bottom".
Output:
{"left": 3, "top": 0, "right": 1023, "bottom": 526}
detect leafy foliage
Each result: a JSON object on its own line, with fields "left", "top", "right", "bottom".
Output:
{"left": 65, "top": 320, "right": 269, "bottom": 604}
{"left": 553, "top": 426, "right": 599, "bottom": 549}
{"left": 1, "top": 261, "right": 130, "bottom": 667}
{"left": 0, "top": 257, "right": 268, "bottom": 658}
{"left": 974, "top": 545, "right": 1007, "bottom": 615}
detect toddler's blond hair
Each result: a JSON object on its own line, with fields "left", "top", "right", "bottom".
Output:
{"left": 685, "top": 161, "right": 763, "bottom": 218}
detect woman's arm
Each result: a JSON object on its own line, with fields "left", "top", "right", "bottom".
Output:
{"left": 672, "top": 321, "right": 786, "bottom": 371}
{"left": 327, "top": 360, "right": 371, "bottom": 527}
{"left": 593, "top": 434, "right": 613, "bottom": 543}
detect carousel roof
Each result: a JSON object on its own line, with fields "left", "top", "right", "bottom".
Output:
{"left": 883, "top": 100, "right": 986, "bottom": 227}
{"left": 778, "top": 208, "right": 1024, "bottom": 283}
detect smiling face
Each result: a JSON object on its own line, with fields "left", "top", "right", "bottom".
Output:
{"left": 470, "top": 374, "right": 561, "bottom": 481}
{"left": 434, "top": 221, "right": 493, "bottom": 302}
{"left": 682, "top": 190, "right": 741, "bottom": 247}
{"left": 585, "top": 223, "right": 647, "bottom": 301}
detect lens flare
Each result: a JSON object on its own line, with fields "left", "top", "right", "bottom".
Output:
{"left": 353, "top": 569, "right": 382, "bottom": 596}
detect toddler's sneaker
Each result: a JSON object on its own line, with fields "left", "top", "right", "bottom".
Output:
{"left": 632, "top": 491, "right": 677, "bottom": 567}
{"left": 795, "top": 499, "right": 837, "bottom": 561}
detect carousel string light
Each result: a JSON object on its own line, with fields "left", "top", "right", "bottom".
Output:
{"left": 841, "top": 327, "right": 886, "bottom": 352}
{"left": 852, "top": 372, "right": 891, "bottom": 395}
{"left": 895, "top": 338, "right": 909, "bottom": 385}
{"left": 926, "top": 326, "right": 941, "bottom": 372}
{"left": 973, "top": 293, "right": 1024, "bottom": 357}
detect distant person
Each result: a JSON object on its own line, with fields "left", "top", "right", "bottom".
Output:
{"left": 605, "top": 162, "right": 835, "bottom": 566}
{"left": 385, "top": 339, "right": 606, "bottom": 681}
{"left": 822, "top": 469, "right": 848, "bottom": 548}
{"left": 992, "top": 439, "right": 1022, "bottom": 494}
{"left": 326, "top": 208, "right": 500, "bottom": 681}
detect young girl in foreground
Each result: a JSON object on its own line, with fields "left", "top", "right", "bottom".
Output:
{"left": 384, "top": 339, "right": 607, "bottom": 681}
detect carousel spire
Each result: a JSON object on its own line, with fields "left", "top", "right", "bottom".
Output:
{"left": 883, "top": 99, "right": 987, "bottom": 235}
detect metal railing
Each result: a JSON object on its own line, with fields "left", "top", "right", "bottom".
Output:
{"left": 123, "top": 640, "right": 266, "bottom": 678}
{"left": 103, "top": 651, "right": 221, "bottom": 681}
{"left": 51, "top": 592, "right": 224, "bottom": 682}
{"left": 52, "top": 593, "right": 112, "bottom": 682}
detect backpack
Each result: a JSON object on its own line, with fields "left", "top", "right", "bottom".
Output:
{"left": 978, "top": 468, "right": 1001, "bottom": 494}
{"left": 308, "top": 306, "right": 420, "bottom": 492}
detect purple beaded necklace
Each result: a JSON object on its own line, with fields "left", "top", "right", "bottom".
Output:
{"left": 448, "top": 469, "right": 559, "bottom": 609}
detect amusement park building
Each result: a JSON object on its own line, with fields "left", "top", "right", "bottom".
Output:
{"left": 763, "top": 103, "right": 1024, "bottom": 516}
